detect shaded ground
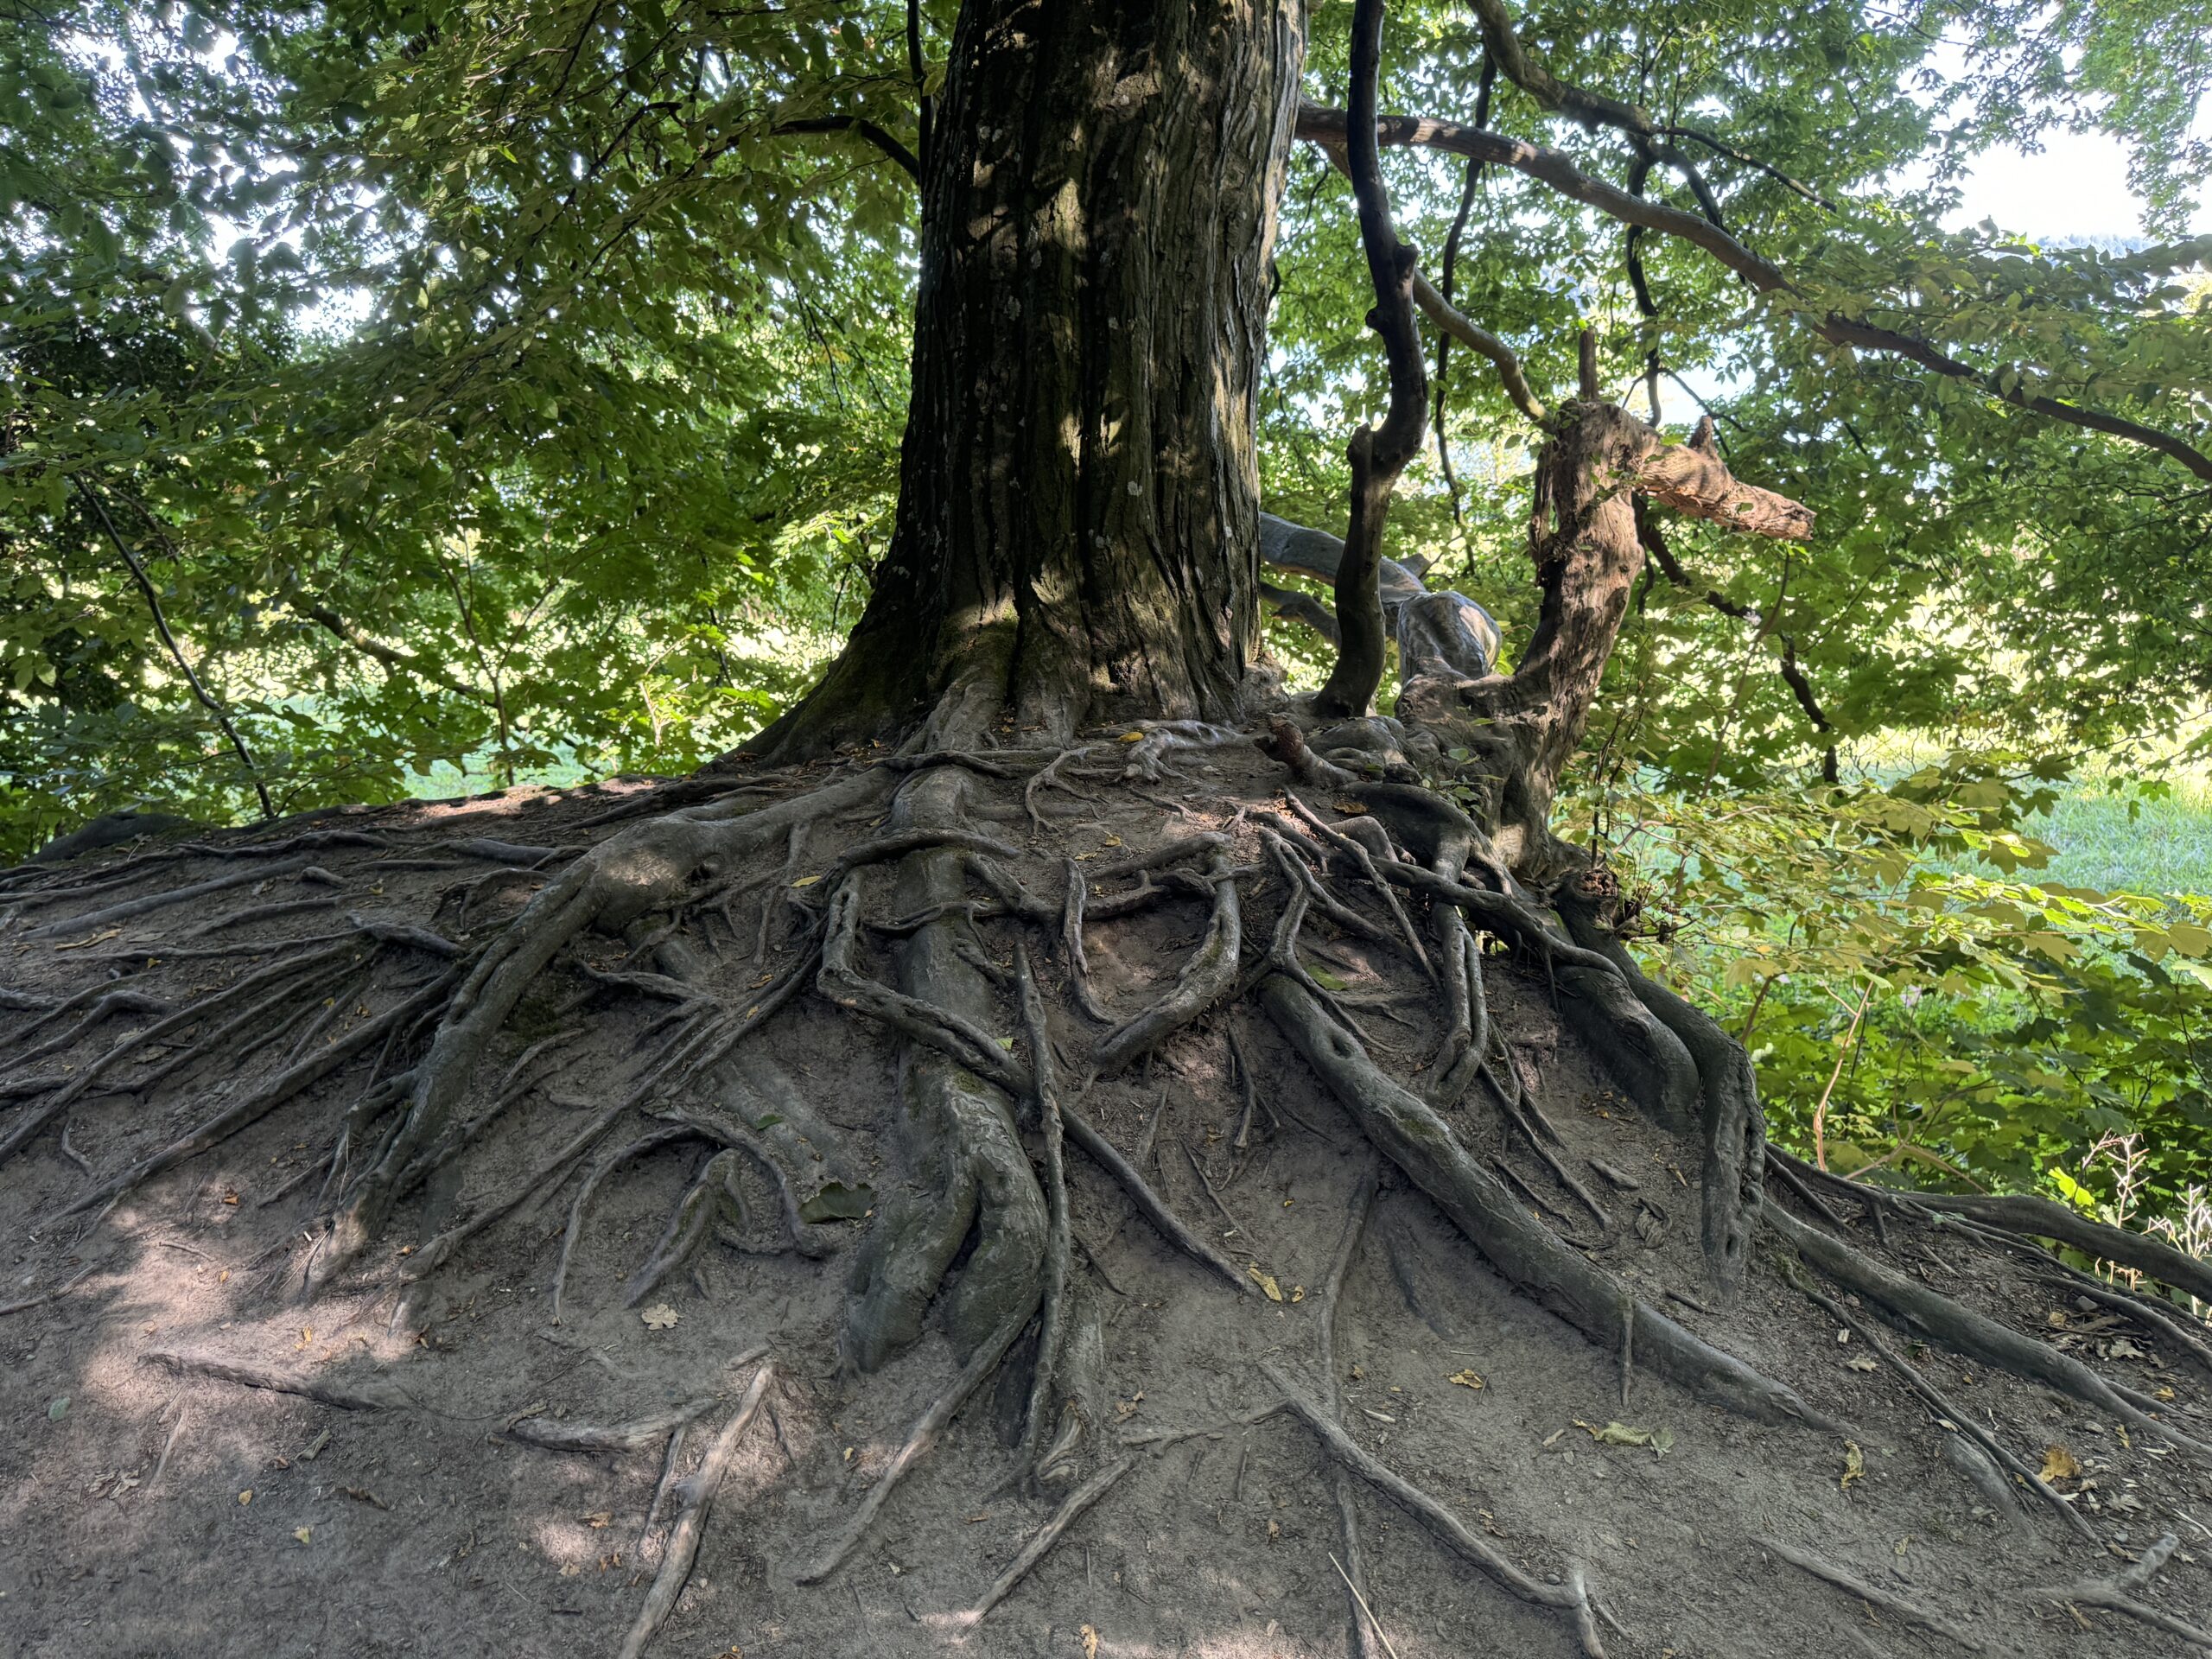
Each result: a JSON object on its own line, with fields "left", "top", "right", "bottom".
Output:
{"left": 3, "top": 737, "right": 2210, "bottom": 1657}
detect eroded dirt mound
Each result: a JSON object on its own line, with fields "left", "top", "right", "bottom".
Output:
{"left": 2, "top": 734, "right": 2209, "bottom": 1658}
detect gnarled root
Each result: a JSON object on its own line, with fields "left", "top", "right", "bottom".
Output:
{"left": 618, "top": 1360, "right": 775, "bottom": 1659}
{"left": 310, "top": 770, "right": 889, "bottom": 1287}
{"left": 1260, "top": 973, "right": 1840, "bottom": 1431}
{"left": 840, "top": 768, "right": 1045, "bottom": 1374}
{"left": 1765, "top": 1199, "right": 2212, "bottom": 1456}
{"left": 2035, "top": 1533, "right": 2212, "bottom": 1648}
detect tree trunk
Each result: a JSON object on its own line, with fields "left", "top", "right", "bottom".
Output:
{"left": 756, "top": 0, "right": 1305, "bottom": 758}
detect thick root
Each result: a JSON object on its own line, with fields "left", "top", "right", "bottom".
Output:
{"left": 1261, "top": 973, "right": 1841, "bottom": 1431}
{"left": 1765, "top": 1199, "right": 2212, "bottom": 1456}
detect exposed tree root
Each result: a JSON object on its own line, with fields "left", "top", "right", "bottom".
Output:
{"left": 1316, "top": 1164, "right": 1386, "bottom": 1659}
{"left": 16, "top": 725, "right": 2207, "bottom": 1659}
{"left": 1058, "top": 1102, "right": 1250, "bottom": 1294}
{"left": 1259, "top": 1362, "right": 1609, "bottom": 1658}
{"left": 1758, "top": 1535, "right": 1984, "bottom": 1651}
{"left": 2036, "top": 1533, "right": 2212, "bottom": 1648}
{"left": 954, "top": 1453, "right": 1136, "bottom": 1628}
{"left": 505, "top": 1396, "right": 721, "bottom": 1456}
{"left": 143, "top": 1346, "right": 413, "bottom": 1411}
{"left": 1788, "top": 1267, "right": 2095, "bottom": 1543}
{"left": 1907, "top": 1191, "right": 2212, "bottom": 1306}
{"left": 1765, "top": 1200, "right": 2212, "bottom": 1456}
{"left": 618, "top": 1360, "right": 775, "bottom": 1659}
{"left": 1014, "top": 942, "right": 1081, "bottom": 1487}
{"left": 1261, "top": 973, "right": 1840, "bottom": 1430}
{"left": 798, "top": 1308, "right": 1033, "bottom": 1585}
{"left": 1091, "top": 846, "right": 1241, "bottom": 1075}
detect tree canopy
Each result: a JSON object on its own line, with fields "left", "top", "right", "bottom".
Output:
{"left": 4, "top": 0, "right": 2210, "bottom": 1220}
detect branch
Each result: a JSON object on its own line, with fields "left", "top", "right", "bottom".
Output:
{"left": 1462, "top": 0, "right": 1832, "bottom": 213}
{"left": 769, "top": 116, "right": 920, "bottom": 181}
{"left": 1631, "top": 419, "right": 1814, "bottom": 540}
{"left": 1294, "top": 103, "right": 2212, "bottom": 482}
{"left": 1433, "top": 53, "right": 1498, "bottom": 521}
{"left": 905, "top": 0, "right": 932, "bottom": 177}
{"left": 293, "top": 601, "right": 495, "bottom": 705}
{"left": 1637, "top": 495, "right": 1838, "bottom": 779}
{"left": 1308, "top": 136, "right": 1549, "bottom": 427}
{"left": 1313, "top": 0, "right": 1429, "bottom": 721}
{"left": 72, "top": 477, "right": 275, "bottom": 819}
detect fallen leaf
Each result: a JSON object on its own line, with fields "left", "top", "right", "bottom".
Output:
{"left": 559, "top": 1562, "right": 582, "bottom": 1577}
{"left": 294, "top": 1526, "right": 312, "bottom": 1545}
{"left": 1846, "top": 1356, "right": 1878, "bottom": 1373}
{"left": 221, "top": 1192, "right": 239, "bottom": 1206}
{"left": 1082, "top": 1624, "right": 1101, "bottom": 1658}
{"left": 1266, "top": 1519, "right": 1281, "bottom": 1540}
{"left": 1447, "top": 1370, "right": 1486, "bottom": 1390}
{"left": 1117, "top": 731, "right": 1146, "bottom": 743}
{"left": 1840, "top": 1440, "right": 1866, "bottom": 1491}
{"left": 1289, "top": 1285, "right": 1306, "bottom": 1303}
{"left": 2040, "top": 1444, "right": 2082, "bottom": 1484}
{"left": 791, "top": 874, "right": 823, "bottom": 888}
{"left": 238, "top": 1490, "right": 252, "bottom": 1505}
{"left": 46, "top": 1396, "right": 67, "bottom": 1421}
{"left": 1576, "top": 1420, "right": 1674, "bottom": 1456}
{"left": 1248, "top": 1267, "right": 1283, "bottom": 1303}
{"left": 583, "top": 1512, "right": 613, "bottom": 1529}
{"left": 639, "top": 1304, "right": 680, "bottom": 1330}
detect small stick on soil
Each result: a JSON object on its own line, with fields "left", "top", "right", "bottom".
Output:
{"left": 149, "top": 1403, "right": 190, "bottom": 1489}
{"left": 1759, "top": 1535, "right": 1985, "bottom": 1651}
{"left": 1618, "top": 1288, "right": 1635, "bottom": 1408}
{"left": 1184, "top": 1143, "right": 1262, "bottom": 1257}
{"left": 616, "top": 1360, "right": 774, "bottom": 1659}
{"left": 1329, "top": 1551, "right": 1403, "bottom": 1659}
{"left": 2035, "top": 1533, "right": 2212, "bottom": 1648}
{"left": 143, "top": 1347, "right": 411, "bottom": 1411}
{"left": 957, "top": 1454, "right": 1136, "bottom": 1626}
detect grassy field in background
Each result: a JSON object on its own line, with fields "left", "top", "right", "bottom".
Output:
{"left": 2011, "top": 775, "right": 2212, "bottom": 896}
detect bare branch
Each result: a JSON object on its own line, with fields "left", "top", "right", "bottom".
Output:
{"left": 293, "top": 601, "right": 494, "bottom": 705}
{"left": 72, "top": 476, "right": 275, "bottom": 819}
{"left": 1294, "top": 104, "right": 2212, "bottom": 482}
{"left": 770, "top": 116, "right": 920, "bottom": 181}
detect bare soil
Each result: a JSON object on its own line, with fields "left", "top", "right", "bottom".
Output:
{"left": 3, "top": 737, "right": 2209, "bottom": 1658}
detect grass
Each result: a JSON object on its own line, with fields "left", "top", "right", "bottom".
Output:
{"left": 2013, "top": 778, "right": 2212, "bottom": 896}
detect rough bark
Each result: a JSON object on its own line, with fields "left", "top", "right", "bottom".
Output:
{"left": 754, "top": 1, "right": 1305, "bottom": 756}
{"left": 1398, "top": 402, "right": 1810, "bottom": 873}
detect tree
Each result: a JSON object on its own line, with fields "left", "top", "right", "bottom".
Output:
{"left": 4, "top": 1, "right": 2212, "bottom": 1655}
